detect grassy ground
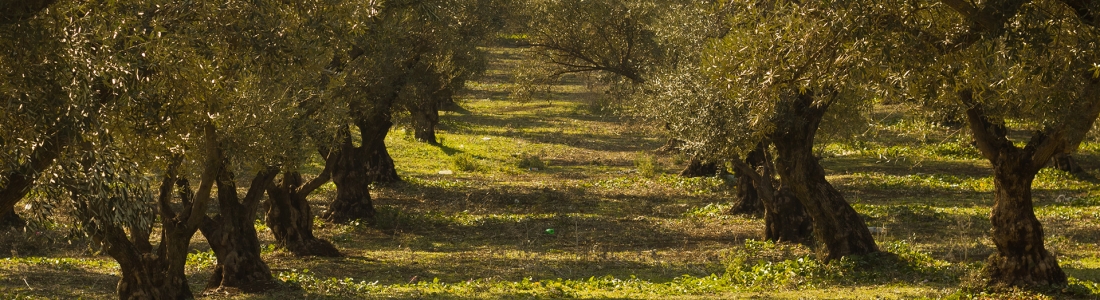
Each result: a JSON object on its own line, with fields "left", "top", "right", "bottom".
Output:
{"left": 3, "top": 44, "right": 1100, "bottom": 299}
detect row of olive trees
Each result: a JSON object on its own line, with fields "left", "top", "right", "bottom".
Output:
{"left": 664, "top": 0, "right": 1099, "bottom": 288}
{"left": 524, "top": 0, "right": 1099, "bottom": 289}
{"left": 0, "top": 0, "right": 503, "bottom": 297}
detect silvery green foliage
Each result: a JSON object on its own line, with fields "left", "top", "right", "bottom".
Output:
{"left": 888, "top": 1, "right": 1100, "bottom": 132}
{"left": 3, "top": 0, "right": 371, "bottom": 234}
{"left": 648, "top": 0, "right": 888, "bottom": 159}
{"left": 40, "top": 141, "right": 155, "bottom": 238}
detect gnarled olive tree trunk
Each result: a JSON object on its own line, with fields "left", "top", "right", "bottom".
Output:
{"left": 731, "top": 142, "right": 812, "bottom": 244}
{"left": 323, "top": 133, "right": 379, "bottom": 224}
{"left": 199, "top": 166, "right": 279, "bottom": 293}
{"left": 679, "top": 157, "right": 719, "bottom": 177}
{"left": 108, "top": 176, "right": 197, "bottom": 300}
{"left": 1050, "top": 153, "right": 1084, "bottom": 174}
{"left": 960, "top": 90, "right": 1092, "bottom": 287}
{"left": 265, "top": 170, "right": 341, "bottom": 257}
{"left": 358, "top": 116, "right": 401, "bottom": 184}
{"left": 770, "top": 92, "right": 877, "bottom": 260}
{"left": 410, "top": 95, "right": 441, "bottom": 144}
{"left": 728, "top": 144, "right": 766, "bottom": 215}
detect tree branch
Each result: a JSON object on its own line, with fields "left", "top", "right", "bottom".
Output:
{"left": 185, "top": 123, "right": 222, "bottom": 229}
{"left": 297, "top": 160, "right": 333, "bottom": 198}
{"left": 961, "top": 90, "right": 1012, "bottom": 163}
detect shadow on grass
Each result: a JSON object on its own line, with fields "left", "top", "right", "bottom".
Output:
{"left": 0, "top": 267, "right": 116, "bottom": 298}
{"left": 442, "top": 111, "right": 659, "bottom": 154}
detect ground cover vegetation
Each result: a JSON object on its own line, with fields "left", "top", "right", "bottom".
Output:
{"left": 2, "top": 0, "right": 1100, "bottom": 299}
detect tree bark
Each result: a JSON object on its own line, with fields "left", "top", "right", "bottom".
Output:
{"left": 679, "top": 157, "right": 718, "bottom": 177}
{"left": 1050, "top": 153, "right": 1084, "bottom": 174}
{"left": 324, "top": 135, "right": 378, "bottom": 224}
{"left": 731, "top": 143, "right": 812, "bottom": 244}
{"left": 984, "top": 150, "right": 1067, "bottom": 287}
{"left": 729, "top": 145, "right": 766, "bottom": 215}
{"left": 265, "top": 170, "right": 341, "bottom": 257}
{"left": 411, "top": 104, "right": 440, "bottom": 144}
{"left": 200, "top": 166, "right": 279, "bottom": 293}
{"left": 109, "top": 177, "right": 196, "bottom": 300}
{"left": 961, "top": 91, "right": 1080, "bottom": 287}
{"left": 771, "top": 92, "right": 877, "bottom": 260}
{"left": 358, "top": 115, "right": 401, "bottom": 184}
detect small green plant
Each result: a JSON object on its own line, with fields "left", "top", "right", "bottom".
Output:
{"left": 516, "top": 153, "right": 547, "bottom": 170}
{"left": 634, "top": 153, "right": 662, "bottom": 177}
{"left": 186, "top": 249, "right": 217, "bottom": 271}
{"left": 452, "top": 153, "right": 483, "bottom": 172}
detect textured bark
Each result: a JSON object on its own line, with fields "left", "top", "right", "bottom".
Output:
{"left": 101, "top": 153, "right": 219, "bottom": 300}
{"left": 324, "top": 136, "right": 378, "bottom": 224}
{"left": 731, "top": 143, "right": 812, "bottom": 244}
{"left": 110, "top": 178, "right": 195, "bottom": 300}
{"left": 1050, "top": 153, "right": 1084, "bottom": 174}
{"left": 771, "top": 93, "right": 877, "bottom": 260}
{"left": 265, "top": 171, "right": 341, "bottom": 257}
{"left": 411, "top": 106, "right": 440, "bottom": 144}
{"left": 729, "top": 145, "right": 766, "bottom": 215}
{"left": 960, "top": 91, "right": 1084, "bottom": 287}
{"left": 765, "top": 186, "right": 813, "bottom": 244}
{"left": 679, "top": 157, "right": 718, "bottom": 177}
{"left": 984, "top": 151, "right": 1067, "bottom": 287}
{"left": 200, "top": 167, "right": 279, "bottom": 293}
{"left": 358, "top": 115, "right": 401, "bottom": 184}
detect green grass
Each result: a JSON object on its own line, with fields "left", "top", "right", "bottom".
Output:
{"left": 3, "top": 45, "right": 1100, "bottom": 299}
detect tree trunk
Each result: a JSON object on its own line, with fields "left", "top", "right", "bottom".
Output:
{"left": 679, "top": 157, "right": 718, "bottom": 177}
{"left": 411, "top": 101, "right": 440, "bottom": 144}
{"left": 358, "top": 117, "right": 401, "bottom": 183}
{"left": 324, "top": 138, "right": 377, "bottom": 224}
{"left": 105, "top": 174, "right": 199, "bottom": 300}
{"left": 111, "top": 221, "right": 194, "bottom": 300}
{"left": 961, "top": 93, "right": 1072, "bottom": 287}
{"left": 200, "top": 167, "right": 279, "bottom": 293}
{"left": 731, "top": 142, "right": 812, "bottom": 244}
{"left": 984, "top": 151, "right": 1067, "bottom": 287}
{"left": 265, "top": 171, "right": 341, "bottom": 257}
{"left": 764, "top": 185, "right": 813, "bottom": 244}
{"left": 1050, "top": 153, "right": 1084, "bottom": 174}
{"left": 729, "top": 145, "right": 766, "bottom": 215}
{"left": 771, "top": 93, "right": 877, "bottom": 260}
{"left": 0, "top": 210, "right": 25, "bottom": 229}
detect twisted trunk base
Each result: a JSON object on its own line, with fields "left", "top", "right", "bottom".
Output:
{"left": 266, "top": 172, "right": 341, "bottom": 257}
{"left": 772, "top": 93, "right": 876, "bottom": 260}
{"left": 985, "top": 151, "right": 1067, "bottom": 287}
{"left": 200, "top": 169, "right": 278, "bottom": 293}
{"left": 679, "top": 157, "right": 718, "bottom": 177}
{"left": 730, "top": 146, "right": 766, "bottom": 215}
{"left": 764, "top": 186, "right": 813, "bottom": 244}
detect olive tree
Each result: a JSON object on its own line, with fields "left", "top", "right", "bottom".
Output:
{"left": 652, "top": 0, "right": 889, "bottom": 259}
{"left": 880, "top": 0, "right": 1100, "bottom": 287}
{"left": 320, "top": 0, "right": 505, "bottom": 223}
